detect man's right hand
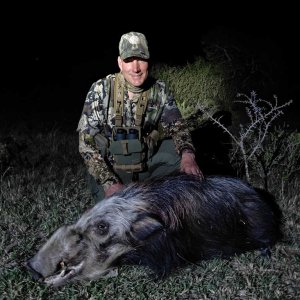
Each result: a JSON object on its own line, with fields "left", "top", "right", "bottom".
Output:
{"left": 105, "top": 182, "right": 125, "bottom": 198}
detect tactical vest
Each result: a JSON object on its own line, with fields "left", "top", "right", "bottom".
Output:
{"left": 107, "top": 74, "right": 150, "bottom": 173}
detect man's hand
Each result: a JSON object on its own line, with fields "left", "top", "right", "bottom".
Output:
{"left": 105, "top": 182, "right": 125, "bottom": 198}
{"left": 180, "top": 151, "right": 204, "bottom": 179}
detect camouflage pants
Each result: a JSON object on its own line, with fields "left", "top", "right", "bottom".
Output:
{"left": 87, "top": 139, "right": 181, "bottom": 202}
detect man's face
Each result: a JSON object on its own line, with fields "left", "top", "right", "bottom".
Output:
{"left": 118, "top": 56, "right": 149, "bottom": 87}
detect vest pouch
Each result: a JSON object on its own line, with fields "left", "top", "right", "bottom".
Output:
{"left": 109, "top": 139, "right": 145, "bottom": 172}
{"left": 94, "top": 133, "right": 109, "bottom": 157}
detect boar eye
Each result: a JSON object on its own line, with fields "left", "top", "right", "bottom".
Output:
{"left": 76, "top": 233, "right": 84, "bottom": 244}
{"left": 96, "top": 221, "right": 109, "bottom": 235}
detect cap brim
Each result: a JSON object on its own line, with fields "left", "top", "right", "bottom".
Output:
{"left": 120, "top": 51, "right": 149, "bottom": 60}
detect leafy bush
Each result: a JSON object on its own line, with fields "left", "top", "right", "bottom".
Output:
{"left": 151, "top": 57, "right": 235, "bottom": 122}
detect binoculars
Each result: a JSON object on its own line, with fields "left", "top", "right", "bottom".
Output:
{"left": 114, "top": 127, "right": 140, "bottom": 141}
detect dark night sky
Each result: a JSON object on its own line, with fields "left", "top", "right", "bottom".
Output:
{"left": 1, "top": 4, "right": 299, "bottom": 130}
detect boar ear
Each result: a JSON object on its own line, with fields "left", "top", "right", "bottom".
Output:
{"left": 130, "top": 213, "right": 163, "bottom": 241}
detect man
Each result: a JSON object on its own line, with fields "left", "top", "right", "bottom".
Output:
{"left": 77, "top": 31, "right": 203, "bottom": 201}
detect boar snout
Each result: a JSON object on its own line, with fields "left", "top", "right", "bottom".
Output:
{"left": 26, "top": 259, "right": 44, "bottom": 282}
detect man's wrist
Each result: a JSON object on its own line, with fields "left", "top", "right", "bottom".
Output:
{"left": 101, "top": 177, "right": 120, "bottom": 191}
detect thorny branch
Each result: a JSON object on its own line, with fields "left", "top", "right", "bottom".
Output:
{"left": 197, "top": 91, "right": 293, "bottom": 183}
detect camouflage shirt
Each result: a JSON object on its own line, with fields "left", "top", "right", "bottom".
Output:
{"left": 77, "top": 73, "right": 195, "bottom": 189}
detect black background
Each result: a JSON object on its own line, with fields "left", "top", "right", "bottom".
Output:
{"left": 1, "top": 4, "right": 299, "bottom": 130}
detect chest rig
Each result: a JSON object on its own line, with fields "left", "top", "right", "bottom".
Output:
{"left": 108, "top": 74, "right": 149, "bottom": 173}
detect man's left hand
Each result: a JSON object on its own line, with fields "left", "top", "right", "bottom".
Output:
{"left": 180, "top": 151, "right": 204, "bottom": 179}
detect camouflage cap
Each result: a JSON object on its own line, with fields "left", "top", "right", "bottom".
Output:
{"left": 119, "top": 32, "right": 150, "bottom": 60}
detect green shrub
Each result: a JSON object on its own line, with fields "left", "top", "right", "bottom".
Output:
{"left": 151, "top": 57, "right": 235, "bottom": 122}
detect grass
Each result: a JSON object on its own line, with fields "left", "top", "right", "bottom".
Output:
{"left": 0, "top": 122, "right": 299, "bottom": 300}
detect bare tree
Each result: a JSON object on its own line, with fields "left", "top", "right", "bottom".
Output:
{"left": 197, "top": 91, "right": 293, "bottom": 184}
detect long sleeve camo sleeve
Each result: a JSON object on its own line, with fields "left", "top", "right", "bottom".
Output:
{"left": 153, "top": 80, "right": 196, "bottom": 155}
{"left": 77, "top": 77, "right": 120, "bottom": 190}
{"left": 162, "top": 100, "right": 195, "bottom": 155}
